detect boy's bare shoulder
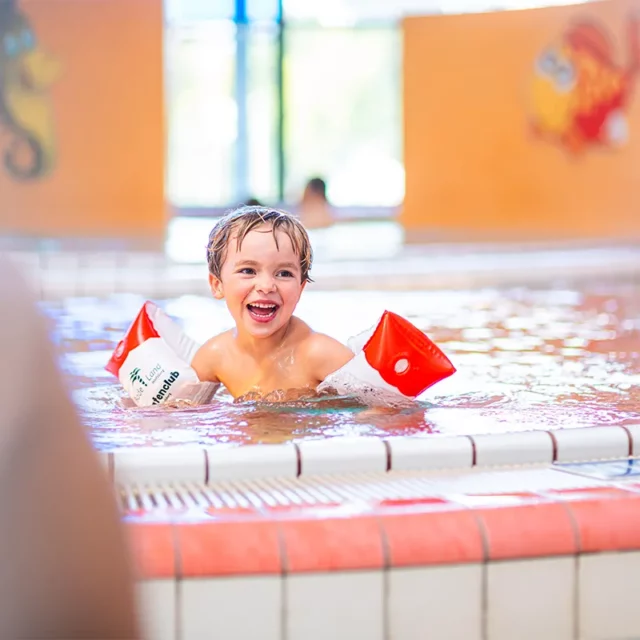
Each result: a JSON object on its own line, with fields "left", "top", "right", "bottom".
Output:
{"left": 296, "top": 326, "right": 354, "bottom": 382}
{"left": 191, "top": 330, "right": 234, "bottom": 382}
{"left": 204, "top": 329, "right": 234, "bottom": 350}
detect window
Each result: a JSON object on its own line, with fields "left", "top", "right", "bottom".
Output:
{"left": 165, "top": 21, "right": 237, "bottom": 207}
{"left": 164, "top": 0, "right": 592, "bottom": 210}
{"left": 284, "top": 27, "right": 403, "bottom": 206}
{"left": 246, "top": 24, "right": 280, "bottom": 203}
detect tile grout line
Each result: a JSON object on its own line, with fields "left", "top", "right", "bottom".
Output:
{"left": 376, "top": 516, "right": 392, "bottom": 640}
{"left": 557, "top": 499, "right": 582, "bottom": 640}
{"left": 382, "top": 439, "right": 392, "bottom": 472}
{"left": 467, "top": 435, "right": 478, "bottom": 467}
{"left": 274, "top": 521, "right": 289, "bottom": 640}
{"left": 469, "top": 510, "right": 491, "bottom": 640}
{"left": 170, "top": 521, "right": 183, "bottom": 640}
{"left": 203, "top": 448, "right": 210, "bottom": 486}
{"left": 293, "top": 442, "right": 302, "bottom": 478}
{"left": 621, "top": 425, "right": 634, "bottom": 457}
{"left": 547, "top": 430, "right": 559, "bottom": 463}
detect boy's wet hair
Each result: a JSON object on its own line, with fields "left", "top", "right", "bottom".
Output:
{"left": 206, "top": 205, "right": 313, "bottom": 283}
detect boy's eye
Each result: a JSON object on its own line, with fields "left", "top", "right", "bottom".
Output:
{"left": 277, "top": 270, "right": 294, "bottom": 278}
{"left": 238, "top": 267, "right": 255, "bottom": 275}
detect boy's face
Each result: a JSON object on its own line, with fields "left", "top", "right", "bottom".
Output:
{"left": 210, "top": 223, "right": 306, "bottom": 339}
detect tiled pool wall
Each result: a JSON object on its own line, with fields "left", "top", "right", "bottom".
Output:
{"left": 129, "top": 460, "right": 640, "bottom": 640}
{"left": 103, "top": 426, "right": 640, "bottom": 486}
{"left": 110, "top": 429, "right": 640, "bottom": 639}
{"left": 6, "top": 243, "right": 640, "bottom": 298}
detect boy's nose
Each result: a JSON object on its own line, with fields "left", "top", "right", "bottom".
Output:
{"left": 256, "top": 276, "right": 276, "bottom": 293}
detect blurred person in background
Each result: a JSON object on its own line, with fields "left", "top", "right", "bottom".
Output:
{"left": 0, "top": 256, "right": 140, "bottom": 639}
{"left": 298, "top": 177, "right": 334, "bottom": 229}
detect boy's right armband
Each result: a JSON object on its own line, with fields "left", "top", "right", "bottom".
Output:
{"left": 318, "top": 311, "right": 456, "bottom": 405}
{"left": 106, "top": 301, "right": 219, "bottom": 407}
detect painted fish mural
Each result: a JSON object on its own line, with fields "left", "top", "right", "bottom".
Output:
{"left": 530, "top": 15, "right": 640, "bottom": 154}
{"left": 0, "top": 0, "right": 60, "bottom": 180}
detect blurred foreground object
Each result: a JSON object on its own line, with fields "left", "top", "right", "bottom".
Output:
{"left": 0, "top": 256, "right": 140, "bottom": 639}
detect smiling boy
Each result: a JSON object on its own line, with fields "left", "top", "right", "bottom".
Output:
{"left": 191, "top": 206, "right": 354, "bottom": 400}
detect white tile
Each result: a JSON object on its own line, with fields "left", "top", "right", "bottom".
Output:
{"left": 181, "top": 576, "right": 281, "bottom": 640}
{"left": 473, "top": 431, "right": 554, "bottom": 467}
{"left": 388, "top": 565, "right": 482, "bottom": 640}
{"left": 45, "top": 252, "right": 81, "bottom": 271}
{"left": 206, "top": 444, "right": 298, "bottom": 481}
{"left": 487, "top": 557, "right": 575, "bottom": 640}
{"left": 40, "top": 271, "right": 76, "bottom": 299}
{"left": 297, "top": 438, "right": 387, "bottom": 475}
{"left": 87, "top": 252, "right": 119, "bottom": 270}
{"left": 623, "top": 424, "right": 640, "bottom": 457}
{"left": 113, "top": 447, "right": 206, "bottom": 485}
{"left": 387, "top": 435, "right": 473, "bottom": 471}
{"left": 84, "top": 270, "right": 117, "bottom": 296}
{"left": 137, "top": 579, "right": 176, "bottom": 640}
{"left": 553, "top": 426, "right": 630, "bottom": 463}
{"left": 286, "top": 571, "right": 383, "bottom": 640}
{"left": 579, "top": 551, "right": 640, "bottom": 639}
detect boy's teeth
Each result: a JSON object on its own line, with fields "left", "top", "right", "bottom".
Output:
{"left": 247, "top": 302, "right": 278, "bottom": 318}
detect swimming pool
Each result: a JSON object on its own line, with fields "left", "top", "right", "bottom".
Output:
{"left": 44, "top": 275, "right": 640, "bottom": 451}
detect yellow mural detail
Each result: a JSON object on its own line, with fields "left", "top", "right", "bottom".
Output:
{"left": 531, "top": 16, "right": 639, "bottom": 154}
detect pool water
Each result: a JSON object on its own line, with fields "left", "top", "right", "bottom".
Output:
{"left": 43, "top": 279, "right": 640, "bottom": 450}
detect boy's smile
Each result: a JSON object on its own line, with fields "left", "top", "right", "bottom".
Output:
{"left": 246, "top": 300, "right": 280, "bottom": 323}
{"left": 210, "top": 223, "right": 306, "bottom": 341}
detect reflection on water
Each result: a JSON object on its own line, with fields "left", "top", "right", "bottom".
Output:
{"left": 42, "top": 279, "right": 640, "bottom": 450}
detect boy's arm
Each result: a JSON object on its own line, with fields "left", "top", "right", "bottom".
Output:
{"left": 192, "top": 339, "right": 222, "bottom": 383}
{"left": 304, "top": 333, "right": 355, "bottom": 383}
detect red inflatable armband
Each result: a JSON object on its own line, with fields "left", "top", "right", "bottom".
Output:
{"left": 105, "top": 301, "right": 217, "bottom": 407}
{"left": 362, "top": 311, "right": 456, "bottom": 397}
{"left": 318, "top": 310, "right": 456, "bottom": 402}
{"left": 106, "top": 302, "right": 160, "bottom": 378}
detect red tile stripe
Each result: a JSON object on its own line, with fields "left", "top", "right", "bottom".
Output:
{"left": 567, "top": 495, "right": 640, "bottom": 553}
{"left": 381, "top": 510, "right": 484, "bottom": 566}
{"left": 280, "top": 516, "right": 385, "bottom": 573}
{"left": 128, "top": 523, "right": 176, "bottom": 579}
{"left": 127, "top": 490, "right": 640, "bottom": 580}
{"left": 475, "top": 503, "right": 577, "bottom": 560}
{"left": 177, "top": 521, "right": 282, "bottom": 577}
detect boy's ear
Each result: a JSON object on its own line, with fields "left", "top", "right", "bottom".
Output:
{"left": 209, "top": 273, "right": 224, "bottom": 299}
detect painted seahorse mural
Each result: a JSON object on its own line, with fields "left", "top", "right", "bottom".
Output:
{"left": 0, "top": 0, "right": 60, "bottom": 180}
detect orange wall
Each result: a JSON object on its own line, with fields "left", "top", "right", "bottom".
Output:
{"left": 402, "top": 0, "right": 640, "bottom": 241}
{"left": 0, "top": 0, "right": 164, "bottom": 241}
